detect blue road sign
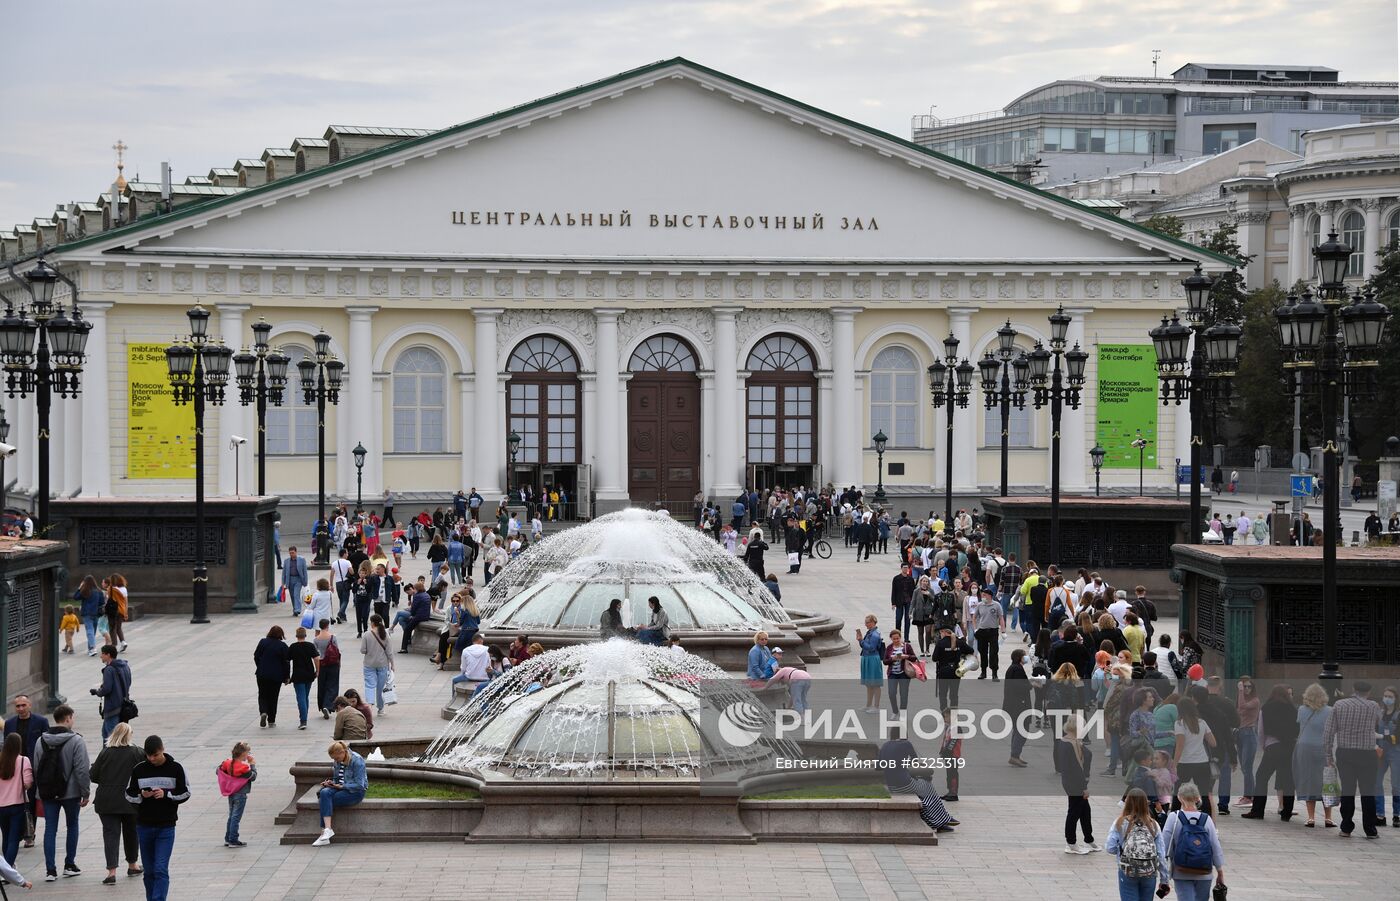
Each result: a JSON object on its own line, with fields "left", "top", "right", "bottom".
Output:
{"left": 1177, "top": 464, "right": 1205, "bottom": 485}
{"left": 1290, "top": 474, "right": 1313, "bottom": 497}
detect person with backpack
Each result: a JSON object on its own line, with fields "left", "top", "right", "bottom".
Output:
{"left": 1019, "top": 564, "right": 1050, "bottom": 644}
{"left": 1106, "top": 787, "right": 1169, "bottom": 901}
{"left": 216, "top": 741, "right": 257, "bottom": 848}
{"left": 124, "top": 734, "right": 190, "bottom": 901}
{"left": 313, "top": 620, "right": 342, "bottom": 719}
{"left": 32, "top": 704, "right": 90, "bottom": 882}
{"left": 89, "top": 722, "right": 145, "bottom": 885}
{"left": 90, "top": 646, "right": 133, "bottom": 743}
{"left": 1160, "top": 781, "right": 1226, "bottom": 900}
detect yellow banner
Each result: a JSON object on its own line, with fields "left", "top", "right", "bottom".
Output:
{"left": 127, "top": 343, "right": 194, "bottom": 479}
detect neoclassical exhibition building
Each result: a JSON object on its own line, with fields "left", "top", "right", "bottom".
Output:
{"left": 1, "top": 59, "right": 1229, "bottom": 515}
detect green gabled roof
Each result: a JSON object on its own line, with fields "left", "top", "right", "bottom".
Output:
{"left": 36, "top": 57, "right": 1240, "bottom": 267}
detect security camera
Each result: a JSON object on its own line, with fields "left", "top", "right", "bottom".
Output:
{"left": 230, "top": 436, "right": 248, "bottom": 446}
{"left": 0, "top": 443, "right": 15, "bottom": 458}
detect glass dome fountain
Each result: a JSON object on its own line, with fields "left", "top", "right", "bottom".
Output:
{"left": 479, "top": 509, "right": 790, "bottom": 633}
{"left": 421, "top": 640, "right": 798, "bottom": 779}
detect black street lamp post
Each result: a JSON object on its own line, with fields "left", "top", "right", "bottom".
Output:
{"left": 164, "top": 306, "right": 234, "bottom": 624}
{"left": 232, "top": 318, "right": 289, "bottom": 496}
{"left": 353, "top": 442, "right": 367, "bottom": 511}
{"left": 1274, "top": 231, "right": 1389, "bottom": 682}
{"left": 296, "top": 331, "right": 344, "bottom": 566}
{"left": 927, "top": 333, "right": 974, "bottom": 539}
{"left": 1131, "top": 430, "right": 1150, "bottom": 497}
{"left": 1149, "top": 265, "right": 1241, "bottom": 548}
{"left": 506, "top": 430, "right": 522, "bottom": 502}
{"left": 1028, "top": 306, "right": 1089, "bottom": 566}
{"left": 873, "top": 429, "right": 888, "bottom": 502}
{"left": 1090, "top": 444, "right": 1105, "bottom": 497}
{"left": 978, "top": 319, "right": 1030, "bottom": 497}
{"left": 1, "top": 256, "right": 92, "bottom": 536}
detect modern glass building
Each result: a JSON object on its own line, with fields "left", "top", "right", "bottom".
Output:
{"left": 913, "top": 63, "right": 1397, "bottom": 184}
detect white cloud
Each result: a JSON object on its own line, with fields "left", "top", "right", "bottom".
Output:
{"left": 0, "top": 0, "right": 1394, "bottom": 225}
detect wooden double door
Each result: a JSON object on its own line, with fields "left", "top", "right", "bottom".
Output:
{"left": 627, "top": 375, "right": 701, "bottom": 507}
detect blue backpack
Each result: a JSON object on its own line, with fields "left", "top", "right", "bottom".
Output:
{"left": 1170, "top": 811, "right": 1214, "bottom": 875}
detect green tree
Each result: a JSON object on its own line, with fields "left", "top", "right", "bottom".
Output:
{"left": 1142, "top": 214, "right": 1184, "bottom": 239}
{"left": 1196, "top": 222, "right": 1253, "bottom": 445}
{"left": 1230, "top": 283, "right": 1293, "bottom": 448}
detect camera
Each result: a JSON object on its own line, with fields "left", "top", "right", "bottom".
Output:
{"left": 230, "top": 435, "right": 248, "bottom": 446}
{"left": 0, "top": 443, "right": 16, "bottom": 458}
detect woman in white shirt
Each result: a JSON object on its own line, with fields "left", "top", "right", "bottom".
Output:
{"left": 1172, "top": 696, "right": 1218, "bottom": 815}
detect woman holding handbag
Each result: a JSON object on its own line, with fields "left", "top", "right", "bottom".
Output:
{"left": 88, "top": 723, "right": 144, "bottom": 884}
{"left": 105, "top": 573, "right": 129, "bottom": 652}
{"left": 0, "top": 732, "right": 33, "bottom": 867}
{"left": 359, "top": 614, "right": 394, "bottom": 715}
{"left": 884, "top": 629, "right": 917, "bottom": 716}
{"left": 313, "top": 621, "right": 342, "bottom": 719}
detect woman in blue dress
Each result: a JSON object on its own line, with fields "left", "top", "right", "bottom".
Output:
{"left": 857, "top": 614, "right": 884, "bottom": 713}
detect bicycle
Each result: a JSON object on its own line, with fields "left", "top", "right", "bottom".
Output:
{"left": 812, "top": 537, "right": 832, "bottom": 559}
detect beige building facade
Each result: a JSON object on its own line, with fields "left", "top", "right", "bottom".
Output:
{"left": 1, "top": 59, "right": 1229, "bottom": 513}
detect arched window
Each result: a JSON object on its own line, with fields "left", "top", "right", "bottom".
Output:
{"left": 1387, "top": 209, "right": 1400, "bottom": 251}
{"left": 983, "top": 346, "right": 1034, "bottom": 448}
{"left": 745, "top": 334, "right": 816, "bottom": 465}
{"left": 392, "top": 347, "right": 445, "bottom": 453}
{"left": 508, "top": 336, "right": 579, "bottom": 465}
{"left": 266, "top": 345, "right": 318, "bottom": 455}
{"left": 1340, "top": 210, "right": 1365, "bottom": 278}
{"left": 869, "top": 345, "right": 918, "bottom": 448}
{"left": 628, "top": 335, "right": 697, "bottom": 372}
{"left": 1308, "top": 213, "right": 1321, "bottom": 249}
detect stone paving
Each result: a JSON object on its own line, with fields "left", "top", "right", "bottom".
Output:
{"left": 10, "top": 536, "right": 1393, "bottom": 900}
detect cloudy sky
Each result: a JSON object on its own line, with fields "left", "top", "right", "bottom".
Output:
{"left": 2, "top": 0, "right": 1395, "bottom": 226}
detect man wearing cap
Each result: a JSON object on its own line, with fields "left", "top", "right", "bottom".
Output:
{"left": 1324, "top": 681, "right": 1384, "bottom": 838}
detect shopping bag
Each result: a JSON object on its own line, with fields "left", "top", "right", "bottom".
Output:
{"left": 278, "top": 584, "right": 288, "bottom": 604}
{"left": 787, "top": 551, "right": 800, "bottom": 566}
{"left": 1321, "top": 763, "right": 1340, "bottom": 809}
{"left": 300, "top": 608, "right": 315, "bottom": 630}
{"left": 909, "top": 659, "right": 928, "bottom": 682}
{"left": 382, "top": 671, "right": 399, "bottom": 706}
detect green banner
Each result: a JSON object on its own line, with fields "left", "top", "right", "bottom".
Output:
{"left": 1096, "top": 344, "right": 1158, "bottom": 470}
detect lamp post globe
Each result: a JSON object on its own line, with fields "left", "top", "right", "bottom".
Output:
{"left": 353, "top": 442, "right": 368, "bottom": 510}
{"left": 1089, "top": 444, "right": 1106, "bottom": 497}
{"left": 873, "top": 429, "right": 888, "bottom": 502}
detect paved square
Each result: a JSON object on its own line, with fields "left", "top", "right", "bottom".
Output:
{"left": 12, "top": 541, "right": 1391, "bottom": 900}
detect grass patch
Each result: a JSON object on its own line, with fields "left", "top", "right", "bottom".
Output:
{"left": 743, "top": 784, "right": 890, "bottom": 800}
{"left": 362, "top": 780, "right": 480, "bottom": 801}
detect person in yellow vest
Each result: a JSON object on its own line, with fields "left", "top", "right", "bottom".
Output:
{"left": 1018, "top": 563, "right": 1051, "bottom": 644}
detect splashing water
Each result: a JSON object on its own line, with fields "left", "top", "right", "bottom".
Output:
{"left": 479, "top": 509, "right": 790, "bottom": 633}
{"left": 421, "top": 639, "right": 799, "bottom": 779}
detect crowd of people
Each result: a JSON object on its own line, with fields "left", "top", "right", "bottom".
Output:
{"left": 3, "top": 487, "right": 1395, "bottom": 900}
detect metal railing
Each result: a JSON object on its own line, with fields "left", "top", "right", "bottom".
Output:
{"left": 1185, "top": 97, "right": 1398, "bottom": 115}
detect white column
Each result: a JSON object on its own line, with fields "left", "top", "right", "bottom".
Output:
{"left": 617, "top": 373, "right": 631, "bottom": 500}
{"left": 367, "top": 373, "right": 387, "bottom": 497}
{"left": 1060, "top": 308, "right": 1093, "bottom": 492}
{"left": 216, "top": 304, "right": 249, "bottom": 495}
{"left": 699, "top": 372, "right": 715, "bottom": 499}
{"left": 456, "top": 372, "right": 473, "bottom": 491}
{"left": 16, "top": 392, "right": 33, "bottom": 493}
{"left": 63, "top": 389, "right": 82, "bottom": 495}
{"left": 79, "top": 296, "right": 113, "bottom": 494}
{"left": 712, "top": 307, "right": 742, "bottom": 496}
{"left": 817, "top": 373, "right": 834, "bottom": 490}
{"left": 1288, "top": 205, "right": 1310, "bottom": 287}
{"left": 949, "top": 307, "right": 978, "bottom": 491}
{"left": 47, "top": 390, "right": 68, "bottom": 496}
{"left": 831, "top": 307, "right": 860, "bottom": 488}
{"left": 593, "top": 308, "right": 626, "bottom": 500}
{"left": 1318, "top": 201, "right": 1336, "bottom": 242}
{"left": 344, "top": 307, "right": 377, "bottom": 503}
{"left": 1363, "top": 199, "right": 1383, "bottom": 278}
{"left": 579, "top": 373, "right": 597, "bottom": 490}
{"left": 472, "top": 308, "right": 503, "bottom": 496}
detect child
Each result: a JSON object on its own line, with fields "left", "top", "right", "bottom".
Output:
{"left": 60, "top": 605, "right": 79, "bottom": 654}
{"left": 216, "top": 741, "right": 258, "bottom": 848}
{"left": 1123, "top": 747, "right": 1156, "bottom": 799}
{"left": 1145, "top": 749, "right": 1177, "bottom": 809}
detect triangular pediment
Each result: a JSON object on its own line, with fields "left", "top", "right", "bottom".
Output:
{"left": 67, "top": 59, "right": 1225, "bottom": 267}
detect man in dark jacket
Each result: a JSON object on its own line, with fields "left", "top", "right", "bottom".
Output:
{"left": 91, "top": 646, "right": 132, "bottom": 743}
{"left": 32, "top": 704, "right": 90, "bottom": 882}
{"left": 124, "top": 735, "right": 190, "bottom": 901}
{"left": 1048, "top": 626, "right": 1094, "bottom": 681}
{"left": 1194, "top": 681, "right": 1240, "bottom": 814}
{"left": 783, "top": 516, "right": 804, "bottom": 574}
{"left": 889, "top": 564, "right": 916, "bottom": 635}
{"left": 1003, "top": 649, "right": 1033, "bottom": 766}
{"left": 4, "top": 695, "right": 49, "bottom": 848}
{"left": 930, "top": 627, "right": 974, "bottom": 711}
{"left": 395, "top": 583, "right": 434, "bottom": 652}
